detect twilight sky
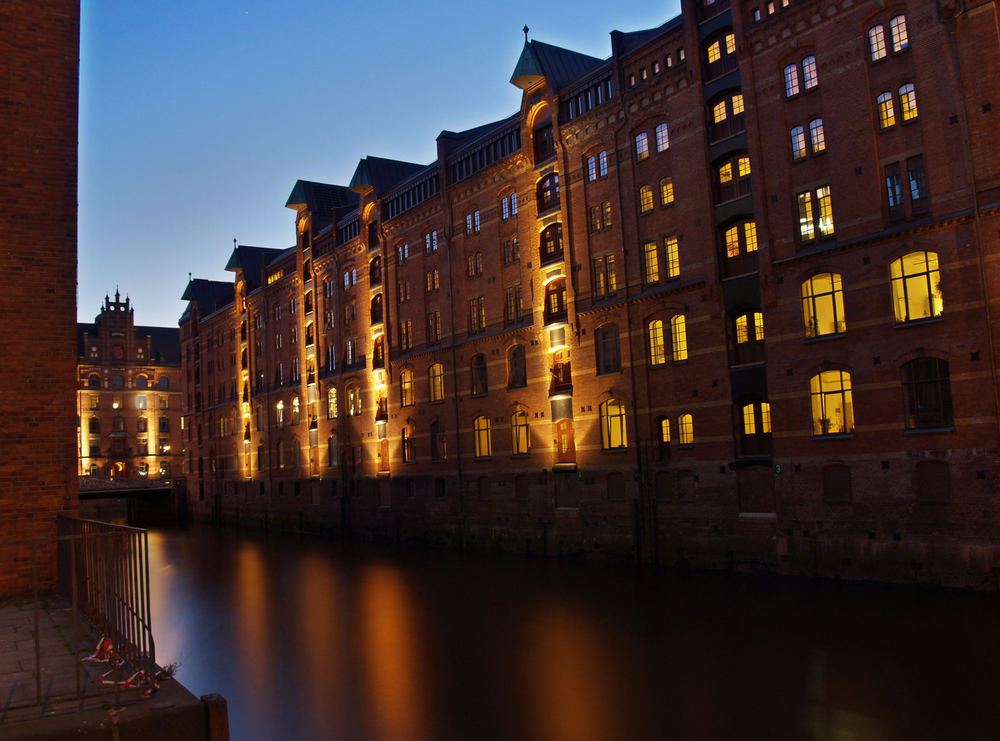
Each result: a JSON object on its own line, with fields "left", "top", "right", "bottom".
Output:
{"left": 78, "top": 0, "right": 681, "bottom": 327}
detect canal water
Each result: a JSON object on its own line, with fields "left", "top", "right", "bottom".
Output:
{"left": 147, "top": 524, "right": 1000, "bottom": 741}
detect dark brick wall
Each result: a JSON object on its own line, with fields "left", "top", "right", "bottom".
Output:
{"left": 0, "top": 1, "right": 80, "bottom": 595}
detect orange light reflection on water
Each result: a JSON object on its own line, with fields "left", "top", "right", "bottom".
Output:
{"left": 234, "top": 541, "right": 272, "bottom": 702}
{"left": 294, "top": 553, "right": 343, "bottom": 724}
{"left": 359, "top": 564, "right": 425, "bottom": 741}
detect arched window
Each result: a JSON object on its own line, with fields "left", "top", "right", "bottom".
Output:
{"left": 738, "top": 400, "right": 772, "bottom": 456}
{"left": 511, "top": 411, "right": 530, "bottom": 455}
{"left": 705, "top": 31, "right": 737, "bottom": 79}
{"left": 533, "top": 115, "right": 555, "bottom": 164}
{"left": 369, "top": 256, "right": 382, "bottom": 286}
{"left": 721, "top": 220, "right": 758, "bottom": 277}
{"left": 471, "top": 354, "right": 488, "bottom": 396}
{"left": 473, "top": 415, "right": 492, "bottom": 458}
{"left": 399, "top": 369, "right": 414, "bottom": 407}
{"left": 507, "top": 345, "right": 526, "bottom": 389}
{"left": 327, "top": 387, "right": 338, "bottom": 419}
{"left": 428, "top": 363, "right": 444, "bottom": 402}
{"left": 135, "top": 375, "right": 147, "bottom": 389}
{"left": 678, "top": 413, "right": 694, "bottom": 445}
{"left": 595, "top": 324, "right": 621, "bottom": 375}
{"left": 801, "top": 273, "right": 846, "bottom": 337}
{"left": 599, "top": 399, "right": 628, "bottom": 450}
{"left": 536, "top": 173, "right": 560, "bottom": 212}
{"left": 714, "top": 155, "right": 751, "bottom": 204}
{"left": 648, "top": 319, "right": 666, "bottom": 366}
{"left": 370, "top": 294, "right": 383, "bottom": 324}
{"left": 655, "top": 122, "right": 670, "bottom": 152}
{"left": 372, "top": 336, "right": 385, "bottom": 369}
{"left": 112, "top": 375, "right": 124, "bottom": 389}
{"left": 709, "top": 91, "right": 745, "bottom": 142}
{"left": 639, "top": 185, "right": 654, "bottom": 213}
{"left": 539, "top": 224, "right": 563, "bottom": 264}
{"left": 88, "top": 374, "right": 100, "bottom": 388}
{"left": 810, "top": 370, "right": 854, "bottom": 435}
{"left": 901, "top": 357, "right": 953, "bottom": 429}
{"left": 543, "top": 278, "right": 567, "bottom": 324}
{"left": 889, "top": 251, "right": 943, "bottom": 323}
{"left": 732, "top": 310, "right": 764, "bottom": 364}
{"left": 430, "top": 420, "right": 446, "bottom": 461}
{"left": 671, "top": 315, "right": 688, "bottom": 362}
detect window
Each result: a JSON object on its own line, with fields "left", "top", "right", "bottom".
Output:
{"left": 505, "top": 283, "right": 523, "bottom": 325}
{"left": 504, "top": 235, "right": 520, "bottom": 264}
{"left": 427, "top": 311, "right": 442, "bottom": 343}
{"left": 400, "top": 426, "right": 415, "bottom": 463}
{"left": 664, "top": 237, "right": 680, "bottom": 278}
{"left": 733, "top": 311, "right": 764, "bottom": 364}
{"left": 739, "top": 401, "right": 772, "bottom": 455}
{"left": 534, "top": 118, "right": 555, "bottom": 163}
{"left": 600, "top": 399, "right": 628, "bottom": 450}
{"left": 648, "top": 319, "right": 666, "bottom": 366}
{"left": 426, "top": 269, "right": 439, "bottom": 293}
{"left": 347, "top": 386, "right": 362, "bottom": 416}
{"left": 796, "top": 185, "right": 834, "bottom": 241}
{"left": 791, "top": 126, "right": 806, "bottom": 160}
{"left": 473, "top": 415, "right": 492, "bottom": 458}
{"left": 544, "top": 278, "right": 567, "bottom": 323}
{"left": 511, "top": 192, "right": 518, "bottom": 215}
{"left": 655, "top": 123, "right": 670, "bottom": 152}
{"left": 327, "top": 387, "right": 338, "bottom": 419}
{"left": 511, "top": 411, "right": 530, "bottom": 455}
{"left": 801, "top": 273, "right": 846, "bottom": 337}
{"left": 137, "top": 417, "right": 147, "bottom": 433}
{"left": 537, "top": 173, "right": 560, "bottom": 212}
{"left": 635, "top": 132, "right": 649, "bottom": 161}
{"left": 885, "top": 162, "right": 904, "bottom": 220}
{"left": 291, "top": 397, "right": 300, "bottom": 426}
{"left": 135, "top": 394, "right": 147, "bottom": 410}
{"left": 877, "top": 92, "right": 896, "bottom": 128}
{"left": 671, "top": 315, "right": 688, "bottom": 361}
{"left": 328, "top": 435, "right": 339, "bottom": 467}
{"left": 809, "top": 118, "right": 825, "bottom": 153}
{"left": 88, "top": 374, "right": 100, "bottom": 388}
{"left": 784, "top": 63, "right": 800, "bottom": 97}
{"left": 159, "top": 417, "right": 169, "bottom": 434}
{"left": 890, "top": 251, "right": 943, "bottom": 323}
{"left": 802, "top": 55, "right": 818, "bottom": 89}
{"left": 598, "top": 151, "right": 608, "bottom": 177}
{"left": 425, "top": 230, "right": 438, "bottom": 253}
{"left": 869, "top": 25, "right": 887, "bottom": 61}
{"left": 810, "top": 370, "right": 855, "bottom": 435}
{"left": 784, "top": 54, "right": 817, "bottom": 97}
{"left": 113, "top": 375, "right": 124, "bottom": 389}
{"left": 400, "top": 319, "right": 412, "bottom": 350}
{"left": 501, "top": 196, "right": 510, "bottom": 221}
{"left": 586, "top": 155, "right": 597, "bottom": 182}
{"left": 400, "top": 369, "right": 414, "bottom": 407}
{"left": 135, "top": 375, "right": 147, "bottom": 389}
{"left": 397, "top": 243, "right": 409, "bottom": 264}
{"left": 907, "top": 155, "right": 928, "bottom": 213}
{"left": 469, "top": 296, "right": 486, "bottom": 333}
{"left": 593, "top": 255, "right": 617, "bottom": 298}
{"left": 589, "top": 205, "right": 601, "bottom": 233}
{"left": 466, "top": 252, "right": 483, "bottom": 278}
{"left": 890, "top": 15, "right": 909, "bottom": 53}
{"left": 902, "top": 358, "right": 953, "bottom": 430}
{"left": 504, "top": 344, "right": 527, "bottom": 390}
{"left": 158, "top": 377, "right": 169, "bottom": 390}
{"left": 540, "top": 224, "right": 563, "bottom": 264}
{"left": 429, "top": 363, "right": 444, "bottom": 402}
{"left": 678, "top": 413, "right": 694, "bottom": 445}
{"left": 709, "top": 92, "right": 745, "bottom": 142}
{"left": 899, "top": 83, "right": 918, "bottom": 121}
{"left": 656, "top": 417, "right": 671, "bottom": 459}
{"left": 639, "top": 185, "right": 654, "bottom": 214}
{"left": 471, "top": 354, "right": 488, "bottom": 396}
{"left": 659, "top": 177, "right": 674, "bottom": 207}
{"left": 715, "top": 155, "right": 751, "bottom": 203}
{"left": 88, "top": 417, "right": 99, "bottom": 434}
{"left": 431, "top": 420, "right": 446, "bottom": 461}
{"left": 643, "top": 241, "right": 660, "bottom": 284}
{"left": 595, "top": 324, "right": 621, "bottom": 375}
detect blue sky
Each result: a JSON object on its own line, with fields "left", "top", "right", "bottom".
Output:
{"left": 78, "top": 0, "right": 681, "bottom": 327}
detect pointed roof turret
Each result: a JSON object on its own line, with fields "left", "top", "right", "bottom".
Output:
{"left": 510, "top": 38, "right": 605, "bottom": 93}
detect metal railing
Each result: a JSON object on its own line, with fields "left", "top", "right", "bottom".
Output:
{"left": 0, "top": 516, "right": 157, "bottom": 711}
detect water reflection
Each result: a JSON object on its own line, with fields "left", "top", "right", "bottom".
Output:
{"left": 147, "top": 525, "right": 1000, "bottom": 741}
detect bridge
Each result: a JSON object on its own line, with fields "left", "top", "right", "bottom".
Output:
{"left": 78, "top": 476, "right": 179, "bottom": 524}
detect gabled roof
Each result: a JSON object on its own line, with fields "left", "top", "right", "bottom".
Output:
{"left": 613, "top": 17, "right": 683, "bottom": 56}
{"left": 349, "top": 156, "right": 427, "bottom": 198}
{"left": 180, "top": 279, "right": 235, "bottom": 322}
{"left": 225, "top": 244, "right": 287, "bottom": 292}
{"left": 438, "top": 112, "right": 520, "bottom": 160}
{"left": 285, "top": 180, "right": 358, "bottom": 212}
{"left": 76, "top": 324, "right": 181, "bottom": 365}
{"left": 510, "top": 39, "right": 605, "bottom": 93}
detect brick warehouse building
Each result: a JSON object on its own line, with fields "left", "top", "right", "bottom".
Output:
{"left": 0, "top": 1, "right": 80, "bottom": 595}
{"left": 77, "top": 292, "right": 183, "bottom": 479}
{"left": 181, "top": 0, "right": 1000, "bottom": 587}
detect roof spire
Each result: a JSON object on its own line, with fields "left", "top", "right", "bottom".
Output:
{"left": 523, "top": 25, "right": 529, "bottom": 42}
{"left": 233, "top": 237, "right": 237, "bottom": 248}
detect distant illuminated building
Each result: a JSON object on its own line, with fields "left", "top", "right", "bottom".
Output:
{"left": 180, "top": 0, "right": 1000, "bottom": 587}
{"left": 77, "top": 291, "right": 183, "bottom": 479}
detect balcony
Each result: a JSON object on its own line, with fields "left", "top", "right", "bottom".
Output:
{"left": 549, "top": 361, "right": 572, "bottom": 397}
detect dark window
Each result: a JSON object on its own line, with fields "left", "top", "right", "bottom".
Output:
{"left": 540, "top": 223, "right": 563, "bottom": 264}
{"left": 902, "top": 358, "right": 953, "bottom": 429}
{"left": 533, "top": 119, "right": 555, "bottom": 163}
{"left": 507, "top": 345, "right": 526, "bottom": 389}
{"left": 536, "top": 173, "right": 560, "bottom": 212}
{"left": 885, "top": 162, "right": 904, "bottom": 220}
{"left": 471, "top": 354, "right": 488, "bottom": 396}
{"left": 595, "top": 324, "right": 621, "bottom": 375}
{"left": 431, "top": 422, "right": 446, "bottom": 461}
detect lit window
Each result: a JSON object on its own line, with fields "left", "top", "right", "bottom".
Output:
{"left": 741, "top": 402, "right": 772, "bottom": 435}
{"left": 664, "top": 236, "right": 680, "bottom": 278}
{"left": 890, "top": 251, "right": 943, "bottom": 323}
{"left": 810, "top": 370, "right": 855, "bottom": 435}
{"left": 635, "top": 132, "right": 649, "bottom": 161}
{"left": 678, "top": 413, "right": 694, "bottom": 445}
{"left": 809, "top": 118, "right": 825, "bottom": 153}
{"left": 135, "top": 395, "right": 147, "bottom": 410}
{"left": 796, "top": 186, "right": 834, "bottom": 241}
{"left": 593, "top": 255, "right": 617, "bottom": 298}
{"left": 877, "top": 92, "right": 896, "bottom": 128}
{"left": 802, "top": 55, "right": 818, "bottom": 89}
{"left": 724, "top": 220, "right": 758, "bottom": 258}
{"left": 639, "top": 185, "right": 654, "bottom": 213}
{"left": 291, "top": 397, "right": 300, "bottom": 426}
{"left": 347, "top": 386, "right": 362, "bottom": 416}
{"left": 801, "top": 273, "right": 846, "bottom": 337}
{"left": 735, "top": 311, "right": 764, "bottom": 344}
{"left": 791, "top": 126, "right": 806, "bottom": 160}
{"left": 276, "top": 400, "right": 284, "bottom": 428}
{"left": 327, "top": 387, "right": 338, "bottom": 419}
{"left": 600, "top": 399, "right": 628, "bottom": 450}
{"left": 671, "top": 315, "right": 688, "bottom": 361}
{"left": 655, "top": 123, "right": 670, "bottom": 152}
{"left": 400, "top": 369, "right": 414, "bottom": 407}
{"left": 643, "top": 241, "right": 660, "bottom": 283}
{"left": 511, "top": 411, "right": 530, "bottom": 455}
{"left": 648, "top": 319, "right": 665, "bottom": 366}
{"left": 899, "top": 83, "right": 918, "bottom": 121}
{"left": 473, "top": 415, "right": 492, "bottom": 458}
{"left": 660, "top": 177, "right": 674, "bottom": 206}
{"left": 428, "top": 363, "right": 445, "bottom": 402}
{"left": 784, "top": 63, "right": 800, "bottom": 97}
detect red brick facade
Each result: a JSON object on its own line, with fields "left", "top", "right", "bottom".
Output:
{"left": 0, "top": 1, "right": 80, "bottom": 595}
{"left": 182, "top": 0, "right": 1000, "bottom": 587}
